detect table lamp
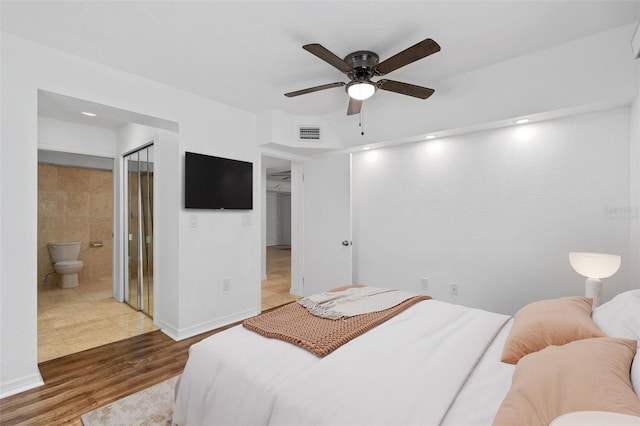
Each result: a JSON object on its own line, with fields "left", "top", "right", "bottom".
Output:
{"left": 569, "top": 252, "right": 621, "bottom": 308}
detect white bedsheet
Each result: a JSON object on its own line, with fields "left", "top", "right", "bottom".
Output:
{"left": 173, "top": 325, "right": 318, "bottom": 426}
{"left": 442, "top": 319, "right": 516, "bottom": 426}
{"left": 173, "top": 300, "right": 510, "bottom": 426}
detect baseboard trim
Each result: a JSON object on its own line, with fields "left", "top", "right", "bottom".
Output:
{"left": 160, "top": 307, "right": 259, "bottom": 341}
{"left": 0, "top": 371, "right": 45, "bottom": 399}
{"left": 156, "top": 319, "right": 180, "bottom": 341}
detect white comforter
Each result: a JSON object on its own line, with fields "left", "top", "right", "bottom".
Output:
{"left": 173, "top": 300, "right": 510, "bottom": 426}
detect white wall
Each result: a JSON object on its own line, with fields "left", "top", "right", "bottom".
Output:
{"left": 0, "top": 33, "right": 261, "bottom": 397}
{"left": 265, "top": 179, "right": 292, "bottom": 247}
{"left": 630, "top": 60, "right": 640, "bottom": 289}
{"left": 352, "top": 108, "right": 633, "bottom": 315}
{"left": 266, "top": 191, "right": 280, "bottom": 246}
{"left": 38, "top": 116, "right": 117, "bottom": 157}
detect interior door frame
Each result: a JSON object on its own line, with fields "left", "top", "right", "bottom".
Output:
{"left": 261, "top": 150, "right": 305, "bottom": 297}
{"left": 261, "top": 149, "right": 354, "bottom": 301}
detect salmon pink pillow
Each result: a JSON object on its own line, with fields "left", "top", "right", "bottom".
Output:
{"left": 494, "top": 337, "right": 640, "bottom": 426}
{"left": 501, "top": 296, "right": 605, "bottom": 364}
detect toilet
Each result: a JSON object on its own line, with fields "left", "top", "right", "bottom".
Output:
{"left": 47, "top": 242, "right": 84, "bottom": 288}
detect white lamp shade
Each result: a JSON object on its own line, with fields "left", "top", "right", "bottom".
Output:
{"left": 347, "top": 82, "right": 376, "bottom": 100}
{"left": 569, "top": 252, "right": 621, "bottom": 279}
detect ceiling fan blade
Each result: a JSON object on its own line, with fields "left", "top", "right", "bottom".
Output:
{"left": 377, "top": 79, "right": 435, "bottom": 99}
{"left": 303, "top": 44, "right": 354, "bottom": 74}
{"left": 284, "top": 82, "right": 345, "bottom": 97}
{"left": 374, "top": 38, "right": 441, "bottom": 76}
{"left": 347, "top": 97, "right": 362, "bottom": 115}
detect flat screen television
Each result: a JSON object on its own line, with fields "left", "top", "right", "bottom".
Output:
{"left": 184, "top": 151, "right": 253, "bottom": 210}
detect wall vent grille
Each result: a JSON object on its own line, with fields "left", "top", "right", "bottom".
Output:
{"left": 298, "top": 126, "right": 321, "bottom": 141}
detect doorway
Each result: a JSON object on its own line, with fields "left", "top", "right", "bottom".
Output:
{"left": 36, "top": 150, "right": 157, "bottom": 363}
{"left": 123, "top": 144, "right": 154, "bottom": 317}
{"left": 262, "top": 155, "right": 299, "bottom": 310}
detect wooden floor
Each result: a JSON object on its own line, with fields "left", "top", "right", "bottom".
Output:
{"left": 262, "top": 245, "right": 299, "bottom": 310}
{"left": 0, "top": 327, "right": 230, "bottom": 425}
{"left": 1, "top": 246, "right": 294, "bottom": 425}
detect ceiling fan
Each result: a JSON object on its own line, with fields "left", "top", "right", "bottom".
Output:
{"left": 285, "top": 38, "right": 440, "bottom": 115}
{"left": 269, "top": 170, "right": 291, "bottom": 181}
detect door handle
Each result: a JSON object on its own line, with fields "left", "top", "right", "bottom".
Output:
{"left": 342, "top": 240, "right": 352, "bottom": 246}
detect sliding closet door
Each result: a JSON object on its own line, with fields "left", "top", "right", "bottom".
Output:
{"left": 124, "top": 145, "right": 154, "bottom": 318}
{"left": 139, "top": 146, "right": 154, "bottom": 317}
{"left": 126, "top": 152, "right": 140, "bottom": 311}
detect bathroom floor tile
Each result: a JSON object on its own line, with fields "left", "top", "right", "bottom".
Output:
{"left": 37, "top": 276, "right": 159, "bottom": 363}
{"left": 37, "top": 330, "right": 72, "bottom": 363}
{"left": 38, "top": 317, "right": 57, "bottom": 335}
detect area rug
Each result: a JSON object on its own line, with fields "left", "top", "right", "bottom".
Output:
{"left": 81, "top": 375, "right": 179, "bottom": 426}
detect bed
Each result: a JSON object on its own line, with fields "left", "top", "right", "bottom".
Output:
{"left": 173, "top": 288, "right": 640, "bottom": 426}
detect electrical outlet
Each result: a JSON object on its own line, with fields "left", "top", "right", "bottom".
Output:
{"left": 420, "top": 278, "right": 429, "bottom": 291}
{"left": 222, "top": 278, "right": 231, "bottom": 292}
{"left": 450, "top": 283, "right": 458, "bottom": 296}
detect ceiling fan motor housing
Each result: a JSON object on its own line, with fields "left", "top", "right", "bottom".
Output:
{"left": 344, "top": 51, "right": 379, "bottom": 81}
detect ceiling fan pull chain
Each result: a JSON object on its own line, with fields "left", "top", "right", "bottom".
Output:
{"left": 359, "top": 110, "right": 365, "bottom": 136}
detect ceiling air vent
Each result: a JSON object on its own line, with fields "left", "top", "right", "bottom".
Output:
{"left": 298, "top": 126, "right": 321, "bottom": 142}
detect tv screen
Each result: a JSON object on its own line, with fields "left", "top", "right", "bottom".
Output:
{"left": 185, "top": 152, "right": 253, "bottom": 209}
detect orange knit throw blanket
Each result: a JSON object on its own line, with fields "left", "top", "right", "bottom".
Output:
{"left": 243, "top": 289, "right": 431, "bottom": 357}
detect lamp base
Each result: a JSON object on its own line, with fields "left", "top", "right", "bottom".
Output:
{"left": 585, "top": 277, "right": 603, "bottom": 309}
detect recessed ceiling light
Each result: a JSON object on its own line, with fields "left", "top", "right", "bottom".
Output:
{"left": 362, "top": 146, "right": 371, "bottom": 150}
{"left": 425, "top": 135, "right": 436, "bottom": 140}
{"left": 515, "top": 118, "right": 530, "bottom": 124}
{"left": 81, "top": 112, "right": 97, "bottom": 117}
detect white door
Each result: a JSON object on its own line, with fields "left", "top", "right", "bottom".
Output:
{"left": 303, "top": 153, "right": 352, "bottom": 296}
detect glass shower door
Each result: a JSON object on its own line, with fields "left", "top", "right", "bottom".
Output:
{"left": 124, "top": 145, "right": 154, "bottom": 318}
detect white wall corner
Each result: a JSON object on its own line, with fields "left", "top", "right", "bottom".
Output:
{"left": 156, "top": 319, "right": 180, "bottom": 341}
{"left": 256, "top": 109, "right": 275, "bottom": 146}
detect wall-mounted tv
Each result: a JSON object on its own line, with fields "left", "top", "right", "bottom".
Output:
{"left": 184, "top": 151, "right": 253, "bottom": 210}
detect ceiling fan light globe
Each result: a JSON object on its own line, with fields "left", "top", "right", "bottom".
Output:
{"left": 347, "top": 82, "right": 376, "bottom": 101}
